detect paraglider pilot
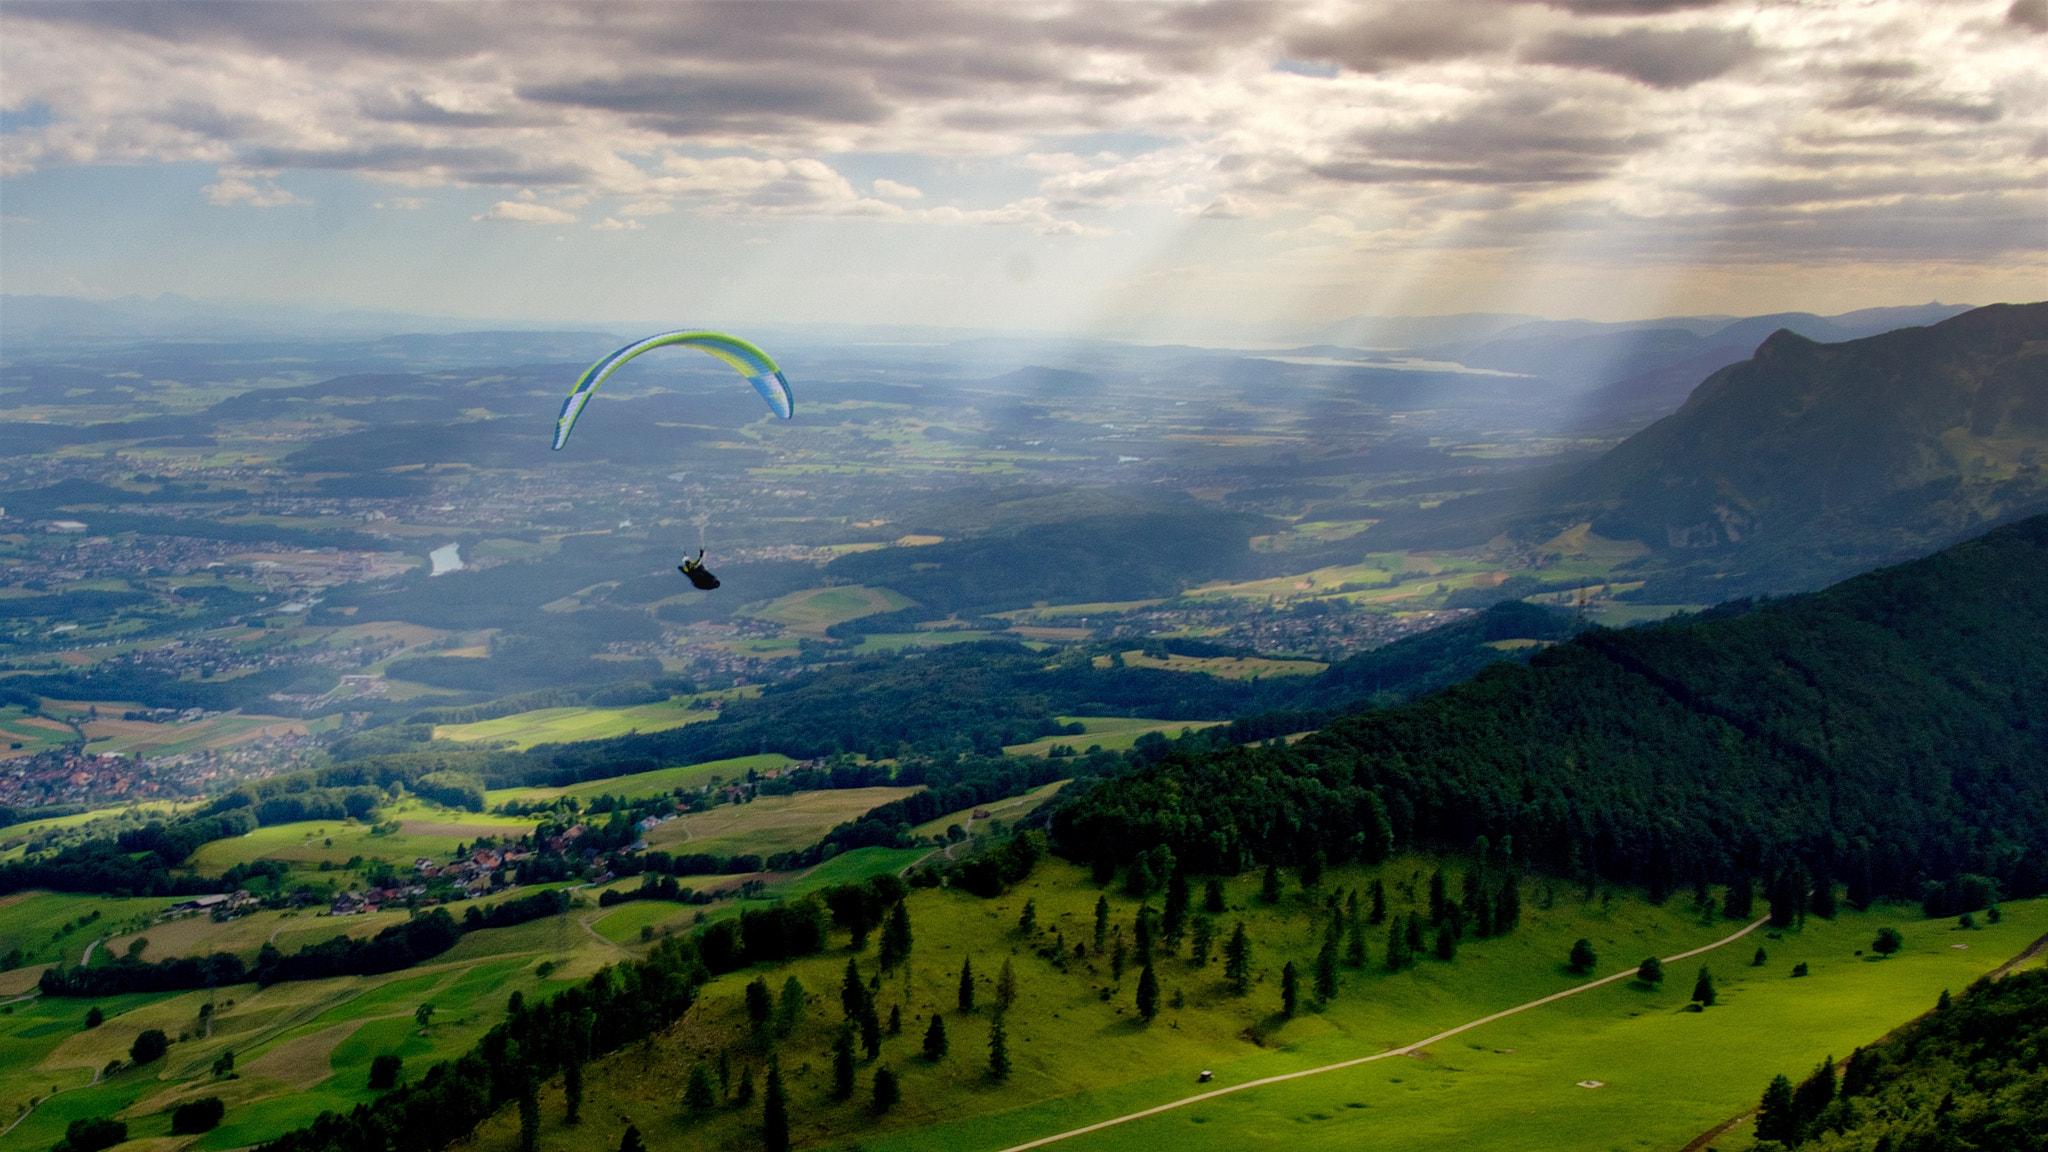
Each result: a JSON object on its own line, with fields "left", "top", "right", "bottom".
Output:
{"left": 680, "top": 550, "right": 720, "bottom": 590}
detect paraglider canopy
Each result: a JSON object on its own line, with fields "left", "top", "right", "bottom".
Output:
{"left": 553, "top": 330, "right": 793, "bottom": 450}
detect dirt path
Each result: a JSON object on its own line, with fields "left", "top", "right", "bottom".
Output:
{"left": 989, "top": 916, "right": 1773, "bottom": 1152}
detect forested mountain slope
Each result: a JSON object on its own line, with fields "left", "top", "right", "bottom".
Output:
{"left": 1054, "top": 514, "right": 2048, "bottom": 904}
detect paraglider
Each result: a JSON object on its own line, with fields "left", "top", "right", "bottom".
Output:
{"left": 551, "top": 330, "right": 793, "bottom": 451}
{"left": 679, "top": 550, "right": 720, "bottom": 590}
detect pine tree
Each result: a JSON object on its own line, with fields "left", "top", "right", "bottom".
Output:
{"left": 1204, "top": 878, "right": 1226, "bottom": 914}
{"left": 1163, "top": 871, "right": 1190, "bottom": 948}
{"left": 1724, "top": 876, "right": 1754, "bottom": 919}
{"left": 735, "top": 1065, "right": 755, "bottom": 1107}
{"left": 1302, "top": 850, "right": 1325, "bottom": 890}
{"left": 996, "top": 957, "right": 1017, "bottom": 1010}
{"left": 859, "top": 991, "right": 883, "bottom": 1060}
{"left": 1281, "top": 961, "right": 1299, "bottom": 1018}
{"left": 888, "top": 1003, "right": 901, "bottom": 1035}
{"left": 1792, "top": 1056, "right": 1836, "bottom": 1131}
{"left": 832, "top": 1028, "right": 857, "bottom": 1098}
{"left": 1111, "top": 941, "right": 1127, "bottom": 981}
{"left": 923, "top": 1013, "right": 948, "bottom": 1061}
{"left": 684, "top": 1062, "right": 718, "bottom": 1113}
{"left": 1497, "top": 875, "right": 1520, "bottom": 932}
{"left": 1428, "top": 870, "right": 1447, "bottom": 924}
{"left": 1405, "top": 913, "right": 1425, "bottom": 956}
{"left": 618, "top": 1125, "right": 646, "bottom": 1152}
{"left": 762, "top": 1063, "right": 789, "bottom": 1152}
{"left": 987, "top": 1014, "right": 1010, "bottom": 1080}
{"left": 1753, "top": 946, "right": 1768, "bottom": 967}
{"left": 1637, "top": 957, "right": 1664, "bottom": 984}
{"left": 1872, "top": 927, "right": 1902, "bottom": 957}
{"left": 1385, "top": 919, "right": 1408, "bottom": 971}
{"left": 747, "top": 976, "right": 773, "bottom": 1029}
{"left": 1315, "top": 933, "right": 1339, "bottom": 1000}
{"left": 1434, "top": 923, "right": 1457, "bottom": 962}
{"left": 775, "top": 976, "right": 806, "bottom": 1036}
{"left": 957, "top": 957, "right": 975, "bottom": 1013}
{"left": 879, "top": 902, "right": 913, "bottom": 969}
{"left": 1224, "top": 922, "right": 1251, "bottom": 995}
{"left": 1136, "top": 962, "right": 1160, "bottom": 1021}
{"left": 873, "top": 1066, "right": 899, "bottom": 1114}
{"left": 1018, "top": 899, "right": 1037, "bottom": 936}
{"left": 1345, "top": 905, "right": 1368, "bottom": 968}
{"left": 564, "top": 1057, "right": 584, "bottom": 1124}
{"left": 517, "top": 1081, "right": 539, "bottom": 1152}
{"left": 1755, "top": 1074, "right": 1798, "bottom": 1144}
{"left": 1190, "top": 916, "right": 1214, "bottom": 966}
{"left": 1094, "top": 895, "right": 1110, "bottom": 950}
{"left": 1691, "top": 966, "right": 1716, "bottom": 1007}
{"left": 1260, "top": 863, "right": 1283, "bottom": 904}
{"left": 1368, "top": 879, "right": 1386, "bottom": 925}
{"left": 1569, "top": 938, "right": 1597, "bottom": 974}
{"left": 842, "top": 958, "right": 864, "bottom": 1021}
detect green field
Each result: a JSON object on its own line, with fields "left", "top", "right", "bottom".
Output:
{"left": 0, "top": 890, "right": 183, "bottom": 972}
{"left": 1004, "top": 716, "right": 1227, "bottom": 758}
{"left": 184, "top": 801, "right": 540, "bottom": 880}
{"left": 483, "top": 753, "right": 797, "bottom": 808}
{"left": 435, "top": 699, "right": 717, "bottom": 750}
{"left": 745, "top": 584, "right": 916, "bottom": 636}
{"left": 909, "top": 780, "right": 1072, "bottom": 840}
{"left": 0, "top": 705, "right": 75, "bottom": 758}
{"left": 449, "top": 857, "right": 2047, "bottom": 1152}
{"left": 641, "top": 786, "right": 923, "bottom": 858}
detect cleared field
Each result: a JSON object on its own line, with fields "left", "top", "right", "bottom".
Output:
{"left": 1005, "top": 716, "right": 1227, "bottom": 757}
{"left": 641, "top": 786, "right": 922, "bottom": 858}
{"left": 434, "top": 699, "right": 716, "bottom": 750}
{"left": 849, "top": 630, "right": 998, "bottom": 652}
{"left": 80, "top": 712, "right": 311, "bottom": 758}
{"left": 910, "top": 780, "right": 1071, "bottom": 839}
{"left": 484, "top": 753, "right": 796, "bottom": 808}
{"left": 1096, "top": 651, "right": 1326, "bottom": 679}
{"left": 745, "top": 584, "right": 915, "bottom": 636}
{"left": 0, "top": 706, "right": 74, "bottom": 758}
{"left": 185, "top": 804, "right": 539, "bottom": 878}
{"left": 0, "top": 890, "right": 181, "bottom": 969}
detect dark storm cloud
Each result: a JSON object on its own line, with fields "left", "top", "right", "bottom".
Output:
{"left": 1317, "top": 91, "right": 1652, "bottom": 186}
{"left": 1284, "top": 2, "right": 1514, "bottom": 73}
{"left": 1522, "top": 26, "right": 1756, "bottom": 89}
{"left": 2009, "top": 1, "right": 2047, "bottom": 33}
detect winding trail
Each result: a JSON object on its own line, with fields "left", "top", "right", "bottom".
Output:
{"left": 989, "top": 916, "right": 1773, "bottom": 1152}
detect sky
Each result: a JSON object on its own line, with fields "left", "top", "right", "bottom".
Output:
{"left": 2, "top": 0, "right": 2043, "bottom": 339}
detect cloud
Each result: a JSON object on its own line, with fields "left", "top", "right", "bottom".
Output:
{"left": 2011, "top": 1, "right": 2047, "bottom": 33}
{"left": 374, "top": 196, "right": 428, "bottom": 210}
{"left": 1284, "top": 2, "right": 1515, "bottom": 73}
{"left": 1318, "top": 88, "right": 1654, "bottom": 186}
{"left": 202, "top": 171, "right": 303, "bottom": 206}
{"left": 873, "top": 178, "right": 923, "bottom": 200}
{"left": 473, "top": 200, "right": 577, "bottom": 224}
{"left": 591, "top": 217, "right": 643, "bottom": 231}
{"left": 1523, "top": 26, "right": 1757, "bottom": 89}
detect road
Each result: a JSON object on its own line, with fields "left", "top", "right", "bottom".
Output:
{"left": 989, "top": 915, "right": 1773, "bottom": 1152}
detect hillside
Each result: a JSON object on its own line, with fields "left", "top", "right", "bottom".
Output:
{"left": 1536, "top": 301, "right": 2047, "bottom": 599}
{"left": 1057, "top": 513, "right": 2048, "bottom": 905}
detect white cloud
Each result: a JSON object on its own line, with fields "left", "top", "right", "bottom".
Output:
{"left": 375, "top": 196, "right": 428, "bottom": 210}
{"left": 203, "top": 172, "right": 304, "bottom": 207}
{"left": 591, "top": 216, "right": 643, "bottom": 230}
{"left": 474, "top": 200, "right": 577, "bottom": 224}
{"left": 873, "top": 178, "right": 924, "bottom": 200}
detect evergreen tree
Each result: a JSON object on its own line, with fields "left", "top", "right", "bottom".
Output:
{"left": 1190, "top": 916, "right": 1214, "bottom": 966}
{"left": 1204, "top": 878, "right": 1226, "bottom": 914}
{"left": 1224, "top": 922, "right": 1251, "bottom": 995}
{"left": 1111, "top": 942, "right": 1127, "bottom": 981}
{"left": 996, "top": 957, "right": 1017, "bottom": 1011}
{"left": 1260, "top": 863, "right": 1283, "bottom": 904}
{"left": 1691, "top": 966, "right": 1716, "bottom": 1006}
{"left": 1428, "top": 870, "right": 1447, "bottom": 924}
{"left": 873, "top": 1066, "right": 899, "bottom": 1114}
{"left": 1018, "top": 899, "right": 1037, "bottom": 936}
{"left": 775, "top": 976, "right": 806, "bottom": 1036}
{"left": 923, "top": 1013, "right": 948, "bottom": 1061}
{"left": 1134, "top": 906, "right": 1156, "bottom": 965}
{"left": 957, "top": 957, "right": 975, "bottom": 1013}
{"left": 1281, "top": 961, "right": 1299, "bottom": 1018}
{"left": 1791, "top": 1055, "right": 1836, "bottom": 1132}
{"left": 618, "top": 1125, "right": 645, "bottom": 1152}
{"left": 1368, "top": 879, "right": 1387, "bottom": 925}
{"left": 987, "top": 1014, "right": 1010, "bottom": 1080}
{"left": 858, "top": 991, "right": 883, "bottom": 1060}
{"left": 1937, "top": 988, "right": 1951, "bottom": 1010}
{"left": 718, "top": 1049, "right": 732, "bottom": 1097}
{"left": 1136, "top": 962, "right": 1160, "bottom": 1021}
{"left": 1753, "top": 946, "right": 1769, "bottom": 967}
{"left": 762, "top": 1063, "right": 789, "bottom": 1152}
{"left": 1872, "top": 927, "right": 1903, "bottom": 957}
{"left": 1637, "top": 957, "right": 1664, "bottom": 984}
{"left": 1345, "top": 889, "right": 1360, "bottom": 934}
{"left": 1315, "top": 933, "right": 1339, "bottom": 1000}
{"left": 1469, "top": 889, "right": 1493, "bottom": 938}
{"left": 746, "top": 977, "right": 774, "bottom": 1029}
{"left": 1345, "top": 909, "right": 1368, "bottom": 968}
{"left": 684, "top": 1062, "right": 718, "bottom": 1113}
{"left": 1754, "top": 1074, "right": 1798, "bottom": 1144}
{"left": 1163, "top": 871, "right": 1190, "bottom": 948}
{"left": 1434, "top": 923, "right": 1457, "bottom": 962}
{"left": 1125, "top": 854, "right": 1156, "bottom": 899}
{"left": 1094, "top": 895, "right": 1110, "bottom": 950}
{"left": 1569, "top": 938, "right": 1598, "bottom": 974}
{"left": 1405, "top": 913, "right": 1425, "bottom": 956}
{"left": 888, "top": 1003, "right": 902, "bottom": 1035}
{"left": 1302, "top": 850, "right": 1325, "bottom": 890}
{"left": 517, "top": 1080, "right": 539, "bottom": 1152}
{"left": 1809, "top": 873, "right": 1838, "bottom": 919}
{"left": 734, "top": 1065, "right": 755, "bottom": 1107}
{"left": 1385, "top": 918, "right": 1408, "bottom": 971}
{"left": 1497, "top": 875, "right": 1520, "bottom": 932}
{"left": 842, "top": 958, "right": 865, "bottom": 1021}
{"left": 879, "top": 902, "right": 913, "bottom": 969}
{"left": 564, "top": 1058, "right": 583, "bottom": 1125}
{"left": 1725, "top": 876, "right": 1754, "bottom": 920}
{"left": 832, "top": 1028, "right": 857, "bottom": 1099}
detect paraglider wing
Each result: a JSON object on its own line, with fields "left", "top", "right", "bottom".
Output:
{"left": 552, "top": 330, "right": 793, "bottom": 450}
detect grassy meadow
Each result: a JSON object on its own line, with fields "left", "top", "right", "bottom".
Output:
{"left": 434, "top": 700, "right": 718, "bottom": 750}
{"left": 447, "top": 858, "right": 2046, "bottom": 1152}
{"left": 484, "top": 754, "right": 796, "bottom": 809}
{"left": 641, "top": 787, "right": 923, "bottom": 859}
{"left": 1003, "top": 718, "right": 1225, "bottom": 758}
